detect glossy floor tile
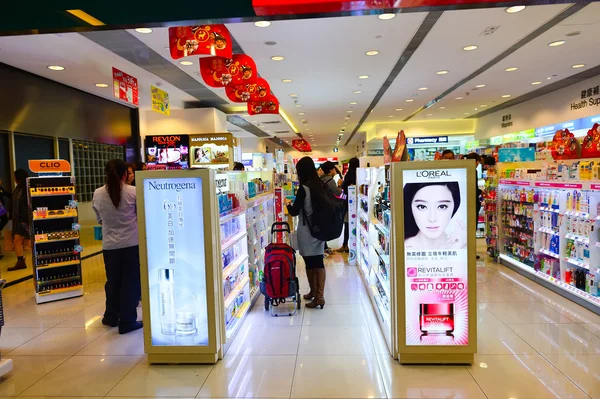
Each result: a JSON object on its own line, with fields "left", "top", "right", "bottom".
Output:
{"left": 2, "top": 241, "right": 600, "bottom": 398}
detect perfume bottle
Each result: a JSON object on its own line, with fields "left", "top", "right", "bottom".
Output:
{"left": 158, "top": 269, "right": 176, "bottom": 335}
{"left": 419, "top": 303, "right": 454, "bottom": 337}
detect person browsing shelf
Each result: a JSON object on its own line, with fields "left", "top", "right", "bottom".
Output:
{"left": 8, "top": 169, "right": 29, "bottom": 271}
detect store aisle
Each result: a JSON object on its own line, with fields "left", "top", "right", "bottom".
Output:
{"left": 1, "top": 243, "right": 600, "bottom": 398}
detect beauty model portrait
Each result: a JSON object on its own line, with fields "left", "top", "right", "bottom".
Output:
{"left": 404, "top": 182, "right": 467, "bottom": 250}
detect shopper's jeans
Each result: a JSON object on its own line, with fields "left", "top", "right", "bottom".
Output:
{"left": 103, "top": 245, "right": 141, "bottom": 328}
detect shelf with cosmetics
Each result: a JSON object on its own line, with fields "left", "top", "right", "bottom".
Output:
{"left": 496, "top": 159, "right": 600, "bottom": 315}
{"left": 484, "top": 164, "right": 499, "bottom": 259}
{"left": 27, "top": 176, "right": 83, "bottom": 304}
{"left": 216, "top": 171, "right": 274, "bottom": 349}
{"left": 356, "top": 166, "right": 393, "bottom": 353}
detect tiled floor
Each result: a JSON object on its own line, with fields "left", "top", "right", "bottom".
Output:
{"left": 1, "top": 240, "right": 600, "bottom": 398}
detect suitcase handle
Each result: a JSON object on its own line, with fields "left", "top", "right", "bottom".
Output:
{"left": 271, "top": 222, "right": 291, "bottom": 234}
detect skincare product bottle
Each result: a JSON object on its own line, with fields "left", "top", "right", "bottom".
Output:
{"left": 419, "top": 303, "right": 454, "bottom": 337}
{"left": 159, "top": 269, "right": 176, "bottom": 335}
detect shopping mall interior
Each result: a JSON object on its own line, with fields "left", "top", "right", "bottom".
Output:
{"left": 2, "top": 1, "right": 600, "bottom": 398}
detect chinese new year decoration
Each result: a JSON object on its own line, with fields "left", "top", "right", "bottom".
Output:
{"left": 292, "top": 139, "right": 312, "bottom": 152}
{"left": 550, "top": 128, "right": 581, "bottom": 160}
{"left": 581, "top": 123, "right": 600, "bottom": 158}
{"left": 225, "top": 77, "right": 271, "bottom": 103}
{"left": 168, "top": 25, "right": 232, "bottom": 59}
{"left": 248, "top": 95, "right": 279, "bottom": 115}
{"left": 382, "top": 131, "right": 408, "bottom": 164}
{"left": 200, "top": 54, "right": 258, "bottom": 88}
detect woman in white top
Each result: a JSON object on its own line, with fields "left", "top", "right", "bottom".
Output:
{"left": 92, "top": 159, "right": 142, "bottom": 334}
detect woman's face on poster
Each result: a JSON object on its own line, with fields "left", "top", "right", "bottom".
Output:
{"left": 411, "top": 185, "right": 455, "bottom": 239}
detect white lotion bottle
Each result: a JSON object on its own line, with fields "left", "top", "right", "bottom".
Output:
{"left": 158, "top": 269, "right": 176, "bottom": 335}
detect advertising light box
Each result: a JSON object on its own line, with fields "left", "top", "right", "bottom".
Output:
{"left": 143, "top": 177, "right": 209, "bottom": 347}
{"left": 402, "top": 167, "right": 469, "bottom": 346}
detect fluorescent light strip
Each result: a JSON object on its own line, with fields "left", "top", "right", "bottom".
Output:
{"left": 66, "top": 9, "right": 105, "bottom": 26}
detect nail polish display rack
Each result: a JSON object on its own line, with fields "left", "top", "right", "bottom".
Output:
{"left": 27, "top": 176, "right": 83, "bottom": 304}
{"left": 497, "top": 178, "right": 600, "bottom": 314}
{"left": 357, "top": 166, "right": 392, "bottom": 353}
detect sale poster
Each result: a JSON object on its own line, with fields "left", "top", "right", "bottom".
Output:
{"left": 151, "top": 85, "right": 170, "bottom": 116}
{"left": 112, "top": 67, "right": 139, "bottom": 106}
{"left": 403, "top": 167, "right": 469, "bottom": 346}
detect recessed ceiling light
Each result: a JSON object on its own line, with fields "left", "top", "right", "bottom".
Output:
{"left": 395, "top": 108, "right": 403, "bottom": 111}
{"left": 505, "top": 67, "right": 518, "bottom": 72}
{"left": 254, "top": 21, "right": 271, "bottom": 28}
{"left": 548, "top": 40, "right": 565, "bottom": 47}
{"left": 365, "top": 50, "right": 379, "bottom": 56}
{"left": 418, "top": 87, "right": 428, "bottom": 91}
{"left": 295, "top": 104, "right": 302, "bottom": 107}
{"left": 180, "top": 61, "right": 193, "bottom": 66}
{"left": 506, "top": 5, "right": 526, "bottom": 13}
{"left": 572, "top": 64, "right": 586, "bottom": 69}
{"left": 436, "top": 70, "right": 449, "bottom": 75}
{"left": 344, "top": 117, "right": 350, "bottom": 120}
{"left": 406, "top": 99, "right": 414, "bottom": 102}
{"left": 427, "top": 113, "right": 432, "bottom": 116}
{"left": 501, "top": 94, "right": 511, "bottom": 98}
{"left": 350, "top": 102, "right": 358, "bottom": 105}
{"left": 282, "top": 79, "right": 293, "bottom": 83}
{"left": 475, "top": 84, "right": 486, "bottom": 88}
{"left": 455, "top": 97, "right": 463, "bottom": 100}
{"left": 95, "top": 83, "right": 108, "bottom": 88}
{"left": 271, "top": 56, "right": 284, "bottom": 61}
{"left": 358, "top": 75, "right": 370, "bottom": 79}
{"left": 347, "top": 110, "right": 354, "bottom": 113}
{"left": 439, "top": 106, "right": 446, "bottom": 109}
{"left": 353, "top": 90, "right": 362, "bottom": 94}
{"left": 388, "top": 115, "right": 394, "bottom": 118}
{"left": 463, "top": 45, "right": 478, "bottom": 51}
{"left": 47, "top": 65, "right": 65, "bottom": 71}
{"left": 290, "top": 93, "right": 298, "bottom": 97}
{"left": 531, "top": 81, "right": 542, "bottom": 85}
{"left": 298, "top": 112, "right": 305, "bottom": 115}
{"left": 135, "top": 28, "right": 153, "bottom": 34}
{"left": 566, "top": 31, "right": 581, "bottom": 37}
{"left": 480, "top": 104, "right": 487, "bottom": 107}
{"left": 464, "top": 112, "right": 470, "bottom": 115}
{"left": 378, "top": 13, "right": 396, "bottom": 20}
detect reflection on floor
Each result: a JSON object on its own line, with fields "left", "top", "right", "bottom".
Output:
{"left": 0, "top": 240, "right": 599, "bottom": 398}
{"left": 0, "top": 222, "right": 103, "bottom": 284}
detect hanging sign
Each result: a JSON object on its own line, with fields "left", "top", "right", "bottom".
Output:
{"left": 112, "top": 67, "right": 138, "bottom": 106}
{"left": 29, "top": 159, "right": 71, "bottom": 174}
{"left": 151, "top": 85, "right": 170, "bottom": 116}
{"left": 168, "top": 25, "right": 232, "bottom": 60}
{"left": 581, "top": 123, "right": 600, "bottom": 158}
{"left": 248, "top": 78, "right": 271, "bottom": 101}
{"left": 550, "top": 129, "right": 581, "bottom": 160}
{"left": 291, "top": 139, "right": 312, "bottom": 152}
{"left": 248, "top": 95, "right": 279, "bottom": 115}
{"left": 406, "top": 136, "right": 448, "bottom": 145}
{"left": 200, "top": 54, "right": 258, "bottom": 88}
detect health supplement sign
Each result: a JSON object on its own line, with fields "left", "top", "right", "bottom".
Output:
{"left": 143, "top": 177, "right": 209, "bottom": 347}
{"left": 403, "top": 168, "right": 469, "bottom": 346}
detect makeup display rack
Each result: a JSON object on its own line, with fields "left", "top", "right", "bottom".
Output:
{"left": 357, "top": 166, "right": 393, "bottom": 353}
{"left": 484, "top": 164, "right": 499, "bottom": 259}
{"left": 28, "top": 176, "right": 83, "bottom": 304}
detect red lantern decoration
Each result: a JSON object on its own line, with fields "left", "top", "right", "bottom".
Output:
{"left": 292, "top": 139, "right": 312, "bottom": 152}
{"left": 550, "top": 128, "right": 581, "bottom": 160}
{"left": 248, "top": 95, "right": 279, "bottom": 115}
{"left": 168, "top": 25, "right": 232, "bottom": 60}
{"left": 200, "top": 54, "right": 258, "bottom": 88}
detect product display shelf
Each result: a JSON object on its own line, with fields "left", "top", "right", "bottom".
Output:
{"left": 357, "top": 167, "right": 392, "bottom": 351}
{"left": 497, "top": 172, "right": 600, "bottom": 315}
{"left": 28, "top": 176, "right": 83, "bottom": 304}
{"left": 484, "top": 165, "right": 498, "bottom": 259}
{"left": 477, "top": 176, "right": 486, "bottom": 238}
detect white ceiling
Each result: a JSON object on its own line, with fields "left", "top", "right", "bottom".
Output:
{"left": 1, "top": 4, "right": 600, "bottom": 148}
{"left": 0, "top": 32, "right": 197, "bottom": 110}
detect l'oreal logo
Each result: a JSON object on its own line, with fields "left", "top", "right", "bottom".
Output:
{"left": 148, "top": 181, "right": 196, "bottom": 192}
{"left": 416, "top": 170, "right": 451, "bottom": 178}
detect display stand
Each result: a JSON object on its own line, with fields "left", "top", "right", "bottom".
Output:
{"left": 28, "top": 175, "right": 83, "bottom": 304}
{"left": 392, "top": 161, "right": 477, "bottom": 364}
{"left": 347, "top": 186, "right": 357, "bottom": 266}
{"left": 356, "top": 166, "right": 394, "bottom": 355}
{"left": 136, "top": 169, "right": 221, "bottom": 364}
{"left": 0, "top": 278, "right": 13, "bottom": 377}
{"left": 484, "top": 164, "right": 499, "bottom": 259}
{"left": 496, "top": 159, "right": 600, "bottom": 315}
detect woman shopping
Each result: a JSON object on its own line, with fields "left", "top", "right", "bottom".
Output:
{"left": 340, "top": 157, "right": 359, "bottom": 252}
{"left": 286, "top": 157, "right": 327, "bottom": 309}
{"left": 93, "top": 159, "right": 142, "bottom": 334}
{"left": 8, "top": 170, "right": 28, "bottom": 271}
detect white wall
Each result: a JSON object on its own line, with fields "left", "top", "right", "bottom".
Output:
{"left": 139, "top": 108, "right": 228, "bottom": 138}
{"left": 285, "top": 145, "right": 357, "bottom": 162}
{"left": 475, "top": 75, "right": 600, "bottom": 140}
{"left": 368, "top": 119, "right": 475, "bottom": 142}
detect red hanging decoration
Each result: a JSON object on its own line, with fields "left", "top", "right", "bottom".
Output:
{"left": 292, "top": 139, "right": 312, "bottom": 152}
{"left": 248, "top": 95, "right": 279, "bottom": 115}
{"left": 168, "top": 25, "right": 232, "bottom": 60}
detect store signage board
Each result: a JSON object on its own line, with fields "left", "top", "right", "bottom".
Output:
{"left": 393, "top": 161, "right": 476, "bottom": 364}
{"left": 145, "top": 135, "right": 190, "bottom": 170}
{"left": 498, "top": 147, "right": 535, "bottom": 162}
{"left": 190, "top": 134, "right": 233, "bottom": 167}
{"left": 151, "top": 85, "right": 170, "bottom": 116}
{"left": 112, "top": 67, "right": 139, "bottom": 106}
{"left": 406, "top": 136, "right": 448, "bottom": 145}
{"left": 367, "top": 149, "right": 384, "bottom": 156}
{"left": 142, "top": 176, "right": 209, "bottom": 348}
{"left": 28, "top": 159, "right": 70, "bottom": 174}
